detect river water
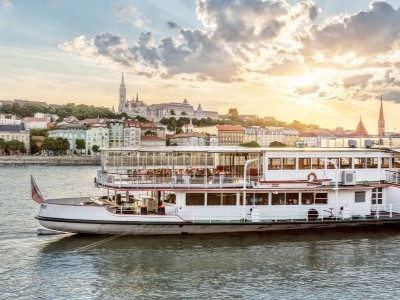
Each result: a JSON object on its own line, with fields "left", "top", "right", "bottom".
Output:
{"left": 1, "top": 165, "right": 400, "bottom": 299}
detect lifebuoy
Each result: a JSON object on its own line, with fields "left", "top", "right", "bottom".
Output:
{"left": 307, "top": 172, "right": 317, "bottom": 181}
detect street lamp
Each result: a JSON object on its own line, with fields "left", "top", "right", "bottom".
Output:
{"left": 325, "top": 158, "right": 339, "bottom": 218}
{"left": 243, "top": 158, "right": 259, "bottom": 217}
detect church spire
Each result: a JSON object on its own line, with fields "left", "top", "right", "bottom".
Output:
{"left": 354, "top": 116, "right": 368, "bottom": 137}
{"left": 136, "top": 93, "right": 139, "bottom": 102}
{"left": 118, "top": 72, "right": 127, "bottom": 113}
{"left": 378, "top": 95, "right": 385, "bottom": 137}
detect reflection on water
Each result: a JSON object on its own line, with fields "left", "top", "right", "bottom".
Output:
{"left": 2, "top": 166, "right": 400, "bottom": 299}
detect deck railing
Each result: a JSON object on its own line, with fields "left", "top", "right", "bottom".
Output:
{"left": 96, "top": 171, "right": 254, "bottom": 188}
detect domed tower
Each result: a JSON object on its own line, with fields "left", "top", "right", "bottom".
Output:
{"left": 118, "top": 72, "right": 126, "bottom": 113}
{"left": 378, "top": 96, "right": 385, "bottom": 137}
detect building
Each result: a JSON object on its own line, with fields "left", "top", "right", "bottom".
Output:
{"left": 49, "top": 123, "right": 86, "bottom": 152}
{"left": 86, "top": 124, "right": 109, "bottom": 154}
{"left": 22, "top": 117, "right": 49, "bottom": 130}
{"left": 108, "top": 120, "right": 124, "bottom": 148}
{"left": 354, "top": 117, "right": 368, "bottom": 137}
{"left": 0, "top": 114, "right": 21, "bottom": 125}
{"left": 298, "top": 132, "right": 321, "bottom": 147}
{"left": 140, "top": 135, "right": 166, "bottom": 147}
{"left": 117, "top": 73, "right": 219, "bottom": 121}
{"left": 34, "top": 112, "right": 59, "bottom": 122}
{"left": 123, "top": 120, "right": 141, "bottom": 147}
{"left": 170, "top": 132, "right": 209, "bottom": 146}
{"left": 216, "top": 125, "right": 245, "bottom": 145}
{"left": 0, "top": 123, "right": 30, "bottom": 152}
{"left": 244, "top": 126, "right": 299, "bottom": 147}
{"left": 378, "top": 97, "right": 385, "bottom": 137}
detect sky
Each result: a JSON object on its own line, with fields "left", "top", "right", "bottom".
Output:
{"left": 1, "top": 0, "right": 400, "bottom": 134}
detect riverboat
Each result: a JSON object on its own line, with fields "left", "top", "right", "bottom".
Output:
{"left": 33, "top": 146, "right": 400, "bottom": 235}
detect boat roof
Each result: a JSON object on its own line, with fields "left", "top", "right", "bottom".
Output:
{"left": 101, "top": 146, "right": 395, "bottom": 154}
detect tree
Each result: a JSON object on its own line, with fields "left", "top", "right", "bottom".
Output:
{"left": 6, "top": 140, "right": 26, "bottom": 155}
{"left": 75, "top": 139, "right": 85, "bottom": 155}
{"left": 55, "top": 137, "right": 70, "bottom": 155}
{"left": 170, "top": 109, "right": 175, "bottom": 115}
{"left": 92, "top": 145, "right": 100, "bottom": 153}
{"left": 228, "top": 108, "right": 239, "bottom": 120}
{"left": 181, "top": 111, "right": 187, "bottom": 115}
{"left": 42, "top": 138, "right": 57, "bottom": 153}
{"left": 30, "top": 128, "right": 49, "bottom": 137}
{"left": 87, "top": 149, "right": 91, "bottom": 156}
{"left": 144, "top": 130, "right": 156, "bottom": 136}
{"left": 269, "top": 141, "right": 287, "bottom": 147}
{"left": 240, "top": 141, "right": 260, "bottom": 148}
{"left": 135, "top": 115, "right": 150, "bottom": 122}
{"left": 0, "top": 138, "right": 6, "bottom": 154}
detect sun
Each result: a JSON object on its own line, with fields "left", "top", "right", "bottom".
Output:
{"left": 289, "top": 75, "right": 316, "bottom": 88}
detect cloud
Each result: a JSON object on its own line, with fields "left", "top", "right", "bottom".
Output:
{"left": 167, "top": 21, "right": 180, "bottom": 29}
{"left": 302, "top": 1, "right": 400, "bottom": 57}
{"left": 343, "top": 74, "right": 373, "bottom": 89}
{"left": 266, "top": 59, "right": 305, "bottom": 76}
{"left": 115, "top": 4, "right": 146, "bottom": 29}
{"left": 0, "top": 0, "right": 12, "bottom": 8}
{"left": 383, "top": 91, "right": 400, "bottom": 103}
{"left": 296, "top": 84, "right": 319, "bottom": 95}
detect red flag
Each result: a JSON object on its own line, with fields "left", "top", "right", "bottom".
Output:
{"left": 31, "top": 175, "right": 45, "bottom": 204}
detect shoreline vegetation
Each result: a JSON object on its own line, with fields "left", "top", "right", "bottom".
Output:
{"left": 0, "top": 155, "right": 100, "bottom": 166}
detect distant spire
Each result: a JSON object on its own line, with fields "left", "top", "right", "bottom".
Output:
{"left": 378, "top": 95, "right": 385, "bottom": 136}
{"left": 121, "top": 72, "right": 125, "bottom": 85}
{"left": 354, "top": 116, "right": 368, "bottom": 137}
{"left": 136, "top": 93, "right": 139, "bottom": 102}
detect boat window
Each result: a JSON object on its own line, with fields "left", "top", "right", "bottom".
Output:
{"left": 186, "top": 193, "right": 205, "bottom": 206}
{"left": 299, "top": 158, "right": 311, "bottom": 169}
{"left": 355, "top": 191, "right": 366, "bottom": 203}
{"left": 354, "top": 158, "right": 366, "bottom": 169}
{"left": 392, "top": 157, "right": 400, "bottom": 168}
{"left": 327, "top": 158, "right": 339, "bottom": 169}
{"left": 311, "top": 158, "right": 324, "bottom": 169}
{"left": 271, "top": 193, "right": 285, "bottom": 205}
{"left": 381, "top": 158, "right": 390, "bottom": 168}
{"left": 340, "top": 157, "right": 352, "bottom": 169}
{"left": 315, "top": 193, "right": 328, "bottom": 204}
{"left": 245, "top": 193, "right": 269, "bottom": 205}
{"left": 207, "top": 193, "right": 222, "bottom": 205}
{"left": 269, "top": 158, "right": 282, "bottom": 170}
{"left": 372, "top": 187, "right": 383, "bottom": 204}
{"left": 222, "top": 193, "right": 236, "bottom": 205}
{"left": 286, "top": 193, "right": 299, "bottom": 205}
{"left": 366, "top": 157, "right": 378, "bottom": 168}
{"left": 283, "top": 158, "right": 296, "bottom": 170}
{"left": 301, "top": 193, "right": 314, "bottom": 205}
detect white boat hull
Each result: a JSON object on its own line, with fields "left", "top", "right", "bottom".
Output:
{"left": 38, "top": 217, "right": 400, "bottom": 235}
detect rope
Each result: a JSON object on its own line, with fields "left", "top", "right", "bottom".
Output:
{"left": 0, "top": 232, "right": 127, "bottom": 276}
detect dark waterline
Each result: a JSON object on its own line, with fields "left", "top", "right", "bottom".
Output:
{"left": 2, "top": 166, "right": 400, "bottom": 299}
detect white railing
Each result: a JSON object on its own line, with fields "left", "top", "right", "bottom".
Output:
{"left": 96, "top": 171, "right": 248, "bottom": 188}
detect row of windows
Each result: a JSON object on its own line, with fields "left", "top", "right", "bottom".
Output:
{"left": 268, "top": 157, "right": 396, "bottom": 170}
{"left": 185, "top": 192, "right": 329, "bottom": 206}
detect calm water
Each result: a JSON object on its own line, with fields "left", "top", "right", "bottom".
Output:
{"left": 1, "top": 166, "right": 400, "bottom": 299}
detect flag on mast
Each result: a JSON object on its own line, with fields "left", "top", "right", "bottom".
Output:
{"left": 31, "top": 175, "right": 45, "bottom": 204}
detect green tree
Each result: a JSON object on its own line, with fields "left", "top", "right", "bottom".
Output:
{"left": 269, "top": 141, "right": 287, "bottom": 147}
{"left": 75, "top": 139, "right": 85, "bottom": 155}
{"left": 92, "top": 145, "right": 100, "bottom": 153}
{"left": 170, "top": 109, "right": 175, "bottom": 115}
{"left": 55, "top": 137, "right": 69, "bottom": 155}
{"left": 0, "top": 138, "right": 6, "bottom": 154}
{"left": 30, "top": 128, "right": 49, "bottom": 137}
{"left": 42, "top": 138, "right": 57, "bottom": 153}
{"left": 240, "top": 141, "right": 260, "bottom": 147}
{"left": 6, "top": 140, "right": 26, "bottom": 155}
{"left": 87, "top": 149, "right": 91, "bottom": 156}
{"left": 228, "top": 108, "right": 239, "bottom": 120}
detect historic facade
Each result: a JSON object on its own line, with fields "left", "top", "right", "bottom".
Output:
{"left": 117, "top": 73, "right": 219, "bottom": 121}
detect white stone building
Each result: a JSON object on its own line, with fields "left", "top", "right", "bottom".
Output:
{"left": 0, "top": 123, "right": 30, "bottom": 152}
{"left": 123, "top": 126, "right": 141, "bottom": 147}
{"left": 22, "top": 117, "right": 49, "bottom": 130}
{"left": 86, "top": 124, "right": 109, "bottom": 154}
{"left": 244, "top": 127, "right": 299, "bottom": 147}
{"left": 108, "top": 120, "right": 124, "bottom": 148}
{"left": 0, "top": 114, "right": 21, "bottom": 125}
{"left": 140, "top": 135, "right": 166, "bottom": 147}
{"left": 49, "top": 124, "right": 86, "bottom": 152}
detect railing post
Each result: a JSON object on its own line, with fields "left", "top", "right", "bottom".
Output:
{"left": 376, "top": 206, "right": 380, "bottom": 219}
{"left": 390, "top": 204, "right": 393, "bottom": 218}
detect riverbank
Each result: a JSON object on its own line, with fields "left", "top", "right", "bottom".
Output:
{"left": 0, "top": 155, "right": 100, "bottom": 165}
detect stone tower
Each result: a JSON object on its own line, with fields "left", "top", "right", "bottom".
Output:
{"left": 378, "top": 96, "right": 385, "bottom": 137}
{"left": 118, "top": 72, "right": 126, "bottom": 113}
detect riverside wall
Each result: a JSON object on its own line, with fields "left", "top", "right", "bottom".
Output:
{"left": 0, "top": 155, "right": 101, "bottom": 166}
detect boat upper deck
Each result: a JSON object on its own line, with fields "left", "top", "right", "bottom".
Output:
{"left": 96, "top": 146, "right": 400, "bottom": 190}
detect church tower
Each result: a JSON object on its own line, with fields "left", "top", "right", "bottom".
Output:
{"left": 118, "top": 72, "right": 126, "bottom": 113}
{"left": 378, "top": 96, "right": 385, "bottom": 137}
